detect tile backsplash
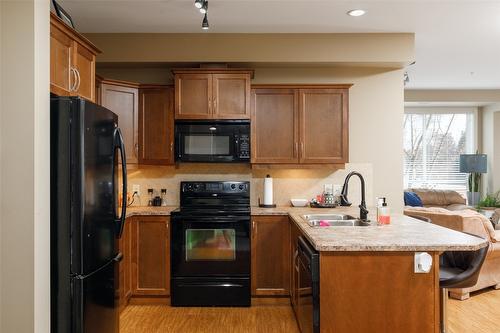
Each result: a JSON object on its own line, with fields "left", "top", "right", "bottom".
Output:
{"left": 127, "top": 163, "right": 373, "bottom": 207}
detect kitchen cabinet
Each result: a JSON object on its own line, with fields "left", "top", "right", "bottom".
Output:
{"left": 251, "top": 85, "right": 350, "bottom": 167}
{"left": 131, "top": 216, "right": 170, "bottom": 296}
{"left": 290, "top": 219, "right": 301, "bottom": 315}
{"left": 98, "top": 79, "right": 139, "bottom": 165}
{"left": 50, "top": 12, "right": 100, "bottom": 102}
{"left": 251, "top": 89, "right": 299, "bottom": 164}
{"left": 173, "top": 69, "right": 253, "bottom": 120}
{"left": 138, "top": 86, "right": 175, "bottom": 165}
{"left": 118, "top": 217, "right": 133, "bottom": 312}
{"left": 251, "top": 216, "right": 291, "bottom": 296}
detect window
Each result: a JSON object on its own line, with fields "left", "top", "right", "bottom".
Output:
{"left": 403, "top": 109, "right": 476, "bottom": 195}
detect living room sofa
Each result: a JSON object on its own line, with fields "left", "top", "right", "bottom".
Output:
{"left": 404, "top": 206, "right": 500, "bottom": 300}
{"left": 406, "top": 188, "right": 470, "bottom": 211}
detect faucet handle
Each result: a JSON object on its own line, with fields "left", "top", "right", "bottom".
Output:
{"left": 359, "top": 204, "right": 369, "bottom": 221}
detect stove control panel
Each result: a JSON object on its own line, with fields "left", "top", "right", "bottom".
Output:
{"left": 182, "top": 181, "right": 249, "bottom": 194}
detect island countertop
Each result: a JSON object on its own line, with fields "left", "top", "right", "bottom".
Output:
{"left": 125, "top": 205, "right": 488, "bottom": 252}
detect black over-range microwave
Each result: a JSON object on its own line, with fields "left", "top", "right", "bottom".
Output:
{"left": 175, "top": 120, "right": 250, "bottom": 163}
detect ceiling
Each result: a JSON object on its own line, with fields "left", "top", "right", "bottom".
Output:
{"left": 59, "top": 0, "right": 500, "bottom": 89}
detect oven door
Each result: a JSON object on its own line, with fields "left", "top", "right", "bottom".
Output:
{"left": 175, "top": 122, "right": 238, "bottom": 162}
{"left": 171, "top": 215, "right": 250, "bottom": 277}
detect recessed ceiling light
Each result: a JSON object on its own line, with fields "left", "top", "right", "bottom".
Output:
{"left": 347, "top": 9, "right": 366, "bottom": 17}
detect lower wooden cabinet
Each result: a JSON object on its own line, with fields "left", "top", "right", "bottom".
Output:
{"left": 251, "top": 216, "right": 291, "bottom": 296}
{"left": 131, "top": 216, "right": 170, "bottom": 296}
{"left": 290, "top": 219, "right": 301, "bottom": 314}
{"left": 118, "top": 217, "right": 133, "bottom": 312}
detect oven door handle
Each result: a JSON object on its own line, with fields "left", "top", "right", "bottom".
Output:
{"left": 172, "top": 217, "right": 250, "bottom": 223}
{"left": 177, "top": 282, "right": 245, "bottom": 288}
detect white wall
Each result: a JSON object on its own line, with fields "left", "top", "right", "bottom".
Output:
{"left": 0, "top": 1, "right": 50, "bottom": 332}
{"left": 482, "top": 104, "right": 500, "bottom": 194}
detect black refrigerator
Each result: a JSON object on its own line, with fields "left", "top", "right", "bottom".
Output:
{"left": 51, "top": 96, "right": 127, "bottom": 333}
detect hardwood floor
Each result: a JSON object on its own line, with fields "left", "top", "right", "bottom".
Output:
{"left": 120, "top": 304, "right": 300, "bottom": 333}
{"left": 120, "top": 289, "right": 500, "bottom": 333}
{"left": 448, "top": 287, "right": 500, "bottom": 333}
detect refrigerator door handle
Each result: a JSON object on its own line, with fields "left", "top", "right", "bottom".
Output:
{"left": 114, "top": 128, "right": 128, "bottom": 238}
{"left": 74, "top": 253, "right": 123, "bottom": 280}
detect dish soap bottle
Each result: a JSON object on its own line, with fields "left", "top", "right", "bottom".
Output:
{"left": 377, "top": 198, "right": 391, "bottom": 225}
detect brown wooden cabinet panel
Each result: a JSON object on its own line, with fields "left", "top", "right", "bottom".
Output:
{"left": 74, "top": 43, "right": 96, "bottom": 102}
{"left": 213, "top": 74, "right": 250, "bottom": 119}
{"left": 139, "top": 86, "right": 174, "bottom": 165}
{"left": 319, "top": 252, "right": 440, "bottom": 333}
{"left": 131, "top": 216, "right": 170, "bottom": 296}
{"left": 251, "top": 216, "right": 291, "bottom": 296}
{"left": 50, "top": 25, "right": 73, "bottom": 96}
{"left": 100, "top": 81, "right": 139, "bottom": 164}
{"left": 50, "top": 13, "right": 100, "bottom": 101}
{"left": 251, "top": 89, "right": 299, "bottom": 164}
{"left": 290, "top": 219, "right": 301, "bottom": 314}
{"left": 299, "top": 88, "right": 349, "bottom": 164}
{"left": 118, "top": 217, "right": 133, "bottom": 312}
{"left": 175, "top": 74, "right": 212, "bottom": 119}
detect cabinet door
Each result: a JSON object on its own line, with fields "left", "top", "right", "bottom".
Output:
{"left": 290, "top": 220, "right": 301, "bottom": 314}
{"left": 251, "top": 216, "right": 291, "bottom": 296}
{"left": 118, "top": 217, "right": 133, "bottom": 312}
{"left": 174, "top": 74, "right": 212, "bottom": 119}
{"left": 299, "top": 89, "right": 349, "bottom": 163}
{"left": 131, "top": 216, "right": 170, "bottom": 296}
{"left": 251, "top": 89, "right": 299, "bottom": 163}
{"left": 100, "top": 83, "right": 139, "bottom": 164}
{"left": 73, "top": 43, "right": 96, "bottom": 102}
{"left": 50, "top": 24, "right": 73, "bottom": 96}
{"left": 212, "top": 74, "right": 250, "bottom": 119}
{"left": 139, "top": 87, "right": 174, "bottom": 165}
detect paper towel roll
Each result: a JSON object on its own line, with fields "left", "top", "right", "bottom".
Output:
{"left": 263, "top": 175, "right": 273, "bottom": 205}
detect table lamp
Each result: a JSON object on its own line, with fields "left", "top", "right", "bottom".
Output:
{"left": 460, "top": 154, "right": 487, "bottom": 206}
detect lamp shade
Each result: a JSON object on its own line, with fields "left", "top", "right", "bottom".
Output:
{"left": 460, "top": 154, "right": 487, "bottom": 173}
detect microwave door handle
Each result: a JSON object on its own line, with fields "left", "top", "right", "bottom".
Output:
{"left": 114, "top": 128, "right": 127, "bottom": 238}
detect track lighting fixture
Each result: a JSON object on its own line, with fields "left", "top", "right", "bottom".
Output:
{"left": 200, "top": 0, "right": 208, "bottom": 14}
{"left": 194, "top": 0, "right": 203, "bottom": 9}
{"left": 202, "top": 13, "right": 209, "bottom": 30}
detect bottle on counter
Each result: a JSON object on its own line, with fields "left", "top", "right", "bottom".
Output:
{"left": 377, "top": 198, "right": 391, "bottom": 225}
{"left": 161, "top": 189, "right": 167, "bottom": 206}
{"left": 147, "top": 188, "right": 154, "bottom": 206}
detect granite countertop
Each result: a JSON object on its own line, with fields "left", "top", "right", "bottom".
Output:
{"left": 126, "top": 206, "right": 178, "bottom": 217}
{"left": 126, "top": 205, "right": 488, "bottom": 252}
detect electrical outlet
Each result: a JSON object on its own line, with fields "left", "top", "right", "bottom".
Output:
{"left": 333, "top": 185, "right": 342, "bottom": 196}
{"left": 132, "top": 184, "right": 140, "bottom": 195}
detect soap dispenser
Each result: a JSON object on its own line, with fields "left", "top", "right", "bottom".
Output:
{"left": 377, "top": 198, "right": 391, "bottom": 225}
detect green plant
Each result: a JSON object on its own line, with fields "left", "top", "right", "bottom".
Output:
{"left": 478, "top": 191, "right": 500, "bottom": 208}
{"left": 468, "top": 172, "right": 481, "bottom": 192}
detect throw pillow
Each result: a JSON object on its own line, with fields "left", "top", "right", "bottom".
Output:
{"left": 404, "top": 191, "right": 424, "bottom": 207}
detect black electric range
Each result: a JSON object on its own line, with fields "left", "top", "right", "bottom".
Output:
{"left": 170, "top": 181, "right": 251, "bottom": 307}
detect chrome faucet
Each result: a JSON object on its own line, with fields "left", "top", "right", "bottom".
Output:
{"left": 339, "top": 171, "right": 369, "bottom": 221}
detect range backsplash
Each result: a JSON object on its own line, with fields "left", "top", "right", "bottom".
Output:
{"left": 127, "top": 163, "right": 374, "bottom": 207}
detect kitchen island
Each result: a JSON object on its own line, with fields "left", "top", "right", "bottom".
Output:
{"left": 124, "top": 206, "right": 487, "bottom": 333}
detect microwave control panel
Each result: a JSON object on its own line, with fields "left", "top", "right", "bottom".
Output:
{"left": 238, "top": 134, "right": 250, "bottom": 159}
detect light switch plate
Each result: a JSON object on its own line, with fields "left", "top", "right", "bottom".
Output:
{"left": 132, "top": 184, "right": 140, "bottom": 195}
{"left": 333, "top": 185, "right": 342, "bottom": 196}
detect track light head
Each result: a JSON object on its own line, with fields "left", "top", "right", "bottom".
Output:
{"left": 202, "top": 13, "right": 209, "bottom": 30}
{"left": 194, "top": 0, "right": 203, "bottom": 9}
{"left": 200, "top": 0, "right": 208, "bottom": 14}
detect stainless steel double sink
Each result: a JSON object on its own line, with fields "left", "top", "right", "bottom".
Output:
{"left": 303, "top": 214, "right": 371, "bottom": 227}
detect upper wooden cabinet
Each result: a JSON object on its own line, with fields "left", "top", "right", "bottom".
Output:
{"left": 251, "top": 85, "right": 350, "bottom": 166}
{"left": 251, "top": 216, "right": 291, "bottom": 296}
{"left": 98, "top": 79, "right": 140, "bottom": 165}
{"left": 139, "top": 86, "right": 175, "bottom": 165}
{"left": 50, "top": 12, "right": 100, "bottom": 102}
{"left": 173, "top": 69, "right": 253, "bottom": 119}
{"left": 251, "top": 89, "right": 299, "bottom": 164}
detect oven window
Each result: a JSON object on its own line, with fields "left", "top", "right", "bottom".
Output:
{"left": 185, "top": 229, "right": 236, "bottom": 261}
{"left": 184, "top": 135, "right": 230, "bottom": 155}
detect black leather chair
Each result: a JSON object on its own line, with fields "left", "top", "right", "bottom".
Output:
{"left": 407, "top": 214, "right": 489, "bottom": 333}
